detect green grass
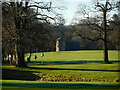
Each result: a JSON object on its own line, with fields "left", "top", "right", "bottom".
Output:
{"left": 2, "top": 80, "right": 120, "bottom": 89}
{"left": 2, "top": 62, "right": 119, "bottom": 81}
{"left": 2, "top": 50, "right": 120, "bottom": 89}
{"left": 25, "top": 50, "right": 119, "bottom": 62}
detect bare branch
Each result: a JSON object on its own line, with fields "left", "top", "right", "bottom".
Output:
{"left": 95, "top": 3, "right": 105, "bottom": 11}
{"left": 106, "top": 2, "right": 112, "bottom": 11}
{"left": 77, "top": 32, "right": 104, "bottom": 41}
{"left": 3, "top": 28, "right": 15, "bottom": 40}
{"left": 27, "top": 5, "right": 51, "bottom": 10}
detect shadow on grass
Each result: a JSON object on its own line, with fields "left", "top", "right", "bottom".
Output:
{"left": 2, "top": 82, "right": 120, "bottom": 89}
{"left": 27, "top": 60, "right": 120, "bottom": 72}
{"left": 29, "top": 60, "right": 120, "bottom": 65}
{"left": 27, "top": 66, "right": 120, "bottom": 72}
{"left": 2, "top": 68, "right": 40, "bottom": 81}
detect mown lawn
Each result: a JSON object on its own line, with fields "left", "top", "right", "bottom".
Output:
{"left": 2, "top": 80, "right": 120, "bottom": 89}
{"left": 25, "top": 50, "right": 119, "bottom": 62}
{"left": 2, "top": 62, "right": 119, "bottom": 81}
{"left": 2, "top": 50, "right": 120, "bottom": 89}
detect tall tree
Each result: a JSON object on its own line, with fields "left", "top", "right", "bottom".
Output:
{"left": 73, "top": 0, "right": 118, "bottom": 63}
{"left": 2, "top": 0, "right": 63, "bottom": 67}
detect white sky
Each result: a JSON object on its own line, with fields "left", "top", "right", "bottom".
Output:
{"left": 34, "top": 0, "right": 92, "bottom": 25}
{"left": 56, "top": 0, "right": 119, "bottom": 25}
{"left": 34, "top": 0, "right": 119, "bottom": 25}
{"left": 61, "top": 0, "right": 92, "bottom": 25}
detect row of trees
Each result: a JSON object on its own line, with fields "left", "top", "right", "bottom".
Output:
{"left": 71, "top": 0, "right": 120, "bottom": 63}
{"left": 64, "top": 14, "right": 120, "bottom": 50}
{"left": 54, "top": 1, "right": 120, "bottom": 52}
{"left": 2, "top": 0, "right": 63, "bottom": 67}
{"left": 2, "top": 0, "right": 120, "bottom": 67}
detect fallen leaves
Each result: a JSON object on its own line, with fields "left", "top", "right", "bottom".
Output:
{"left": 37, "top": 73, "right": 116, "bottom": 82}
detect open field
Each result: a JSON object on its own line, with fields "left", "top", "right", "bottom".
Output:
{"left": 2, "top": 50, "right": 120, "bottom": 89}
{"left": 25, "top": 50, "right": 119, "bottom": 63}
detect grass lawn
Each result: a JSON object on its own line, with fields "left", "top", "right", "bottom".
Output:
{"left": 2, "top": 80, "right": 120, "bottom": 89}
{"left": 25, "top": 50, "right": 119, "bottom": 62}
{"left": 2, "top": 50, "right": 120, "bottom": 89}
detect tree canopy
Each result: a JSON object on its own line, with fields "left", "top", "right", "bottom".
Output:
{"left": 2, "top": 0, "right": 64, "bottom": 67}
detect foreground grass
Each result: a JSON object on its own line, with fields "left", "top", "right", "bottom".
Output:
{"left": 2, "top": 80, "right": 120, "bottom": 89}
{"left": 3, "top": 50, "right": 120, "bottom": 81}
{"left": 2, "top": 50, "right": 120, "bottom": 89}
{"left": 2, "top": 62, "right": 119, "bottom": 81}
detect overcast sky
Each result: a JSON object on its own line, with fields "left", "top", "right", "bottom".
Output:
{"left": 62, "top": 1, "right": 92, "bottom": 25}
{"left": 34, "top": 0, "right": 119, "bottom": 25}
{"left": 34, "top": 0, "right": 92, "bottom": 25}
{"left": 57, "top": 0, "right": 119, "bottom": 25}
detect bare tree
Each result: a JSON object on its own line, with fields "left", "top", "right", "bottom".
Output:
{"left": 74, "top": 0, "right": 118, "bottom": 63}
{"left": 2, "top": 0, "right": 64, "bottom": 67}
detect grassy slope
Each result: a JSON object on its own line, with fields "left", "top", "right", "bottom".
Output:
{"left": 2, "top": 50, "right": 120, "bottom": 89}
{"left": 2, "top": 62, "right": 119, "bottom": 81}
{"left": 25, "top": 50, "right": 119, "bottom": 62}
{"left": 25, "top": 50, "right": 120, "bottom": 80}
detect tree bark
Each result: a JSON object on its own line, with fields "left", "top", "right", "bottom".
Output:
{"left": 2, "top": 49, "right": 5, "bottom": 62}
{"left": 103, "top": 31, "right": 109, "bottom": 63}
{"left": 13, "top": 14, "right": 27, "bottom": 67}
{"left": 29, "top": 48, "right": 32, "bottom": 59}
{"left": 103, "top": 9, "right": 109, "bottom": 63}
{"left": 16, "top": 45, "right": 27, "bottom": 67}
{"left": 17, "top": 52, "right": 27, "bottom": 67}
{"left": 15, "top": 43, "right": 27, "bottom": 67}
{"left": 27, "top": 49, "right": 32, "bottom": 62}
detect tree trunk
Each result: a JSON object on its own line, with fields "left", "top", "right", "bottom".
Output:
{"left": 103, "top": 31, "right": 109, "bottom": 63}
{"left": 14, "top": 44, "right": 18, "bottom": 60}
{"left": 29, "top": 48, "right": 32, "bottom": 60}
{"left": 7, "top": 54, "right": 9, "bottom": 62}
{"left": 15, "top": 44, "right": 27, "bottom": 67}
{"left": 103, "top": 9, "right": 109, "bottom": 63}
{"left": 27, "top": 50, "right": 32, "bottom": 62}
{"left": 17, "top": 52, "right": 27, "bottom": 67}
{"left": 2, "top": 49, "right": 5, "bottom": 62}
{"left": 2, "top": 55, "right": 5, "bottom": 62}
